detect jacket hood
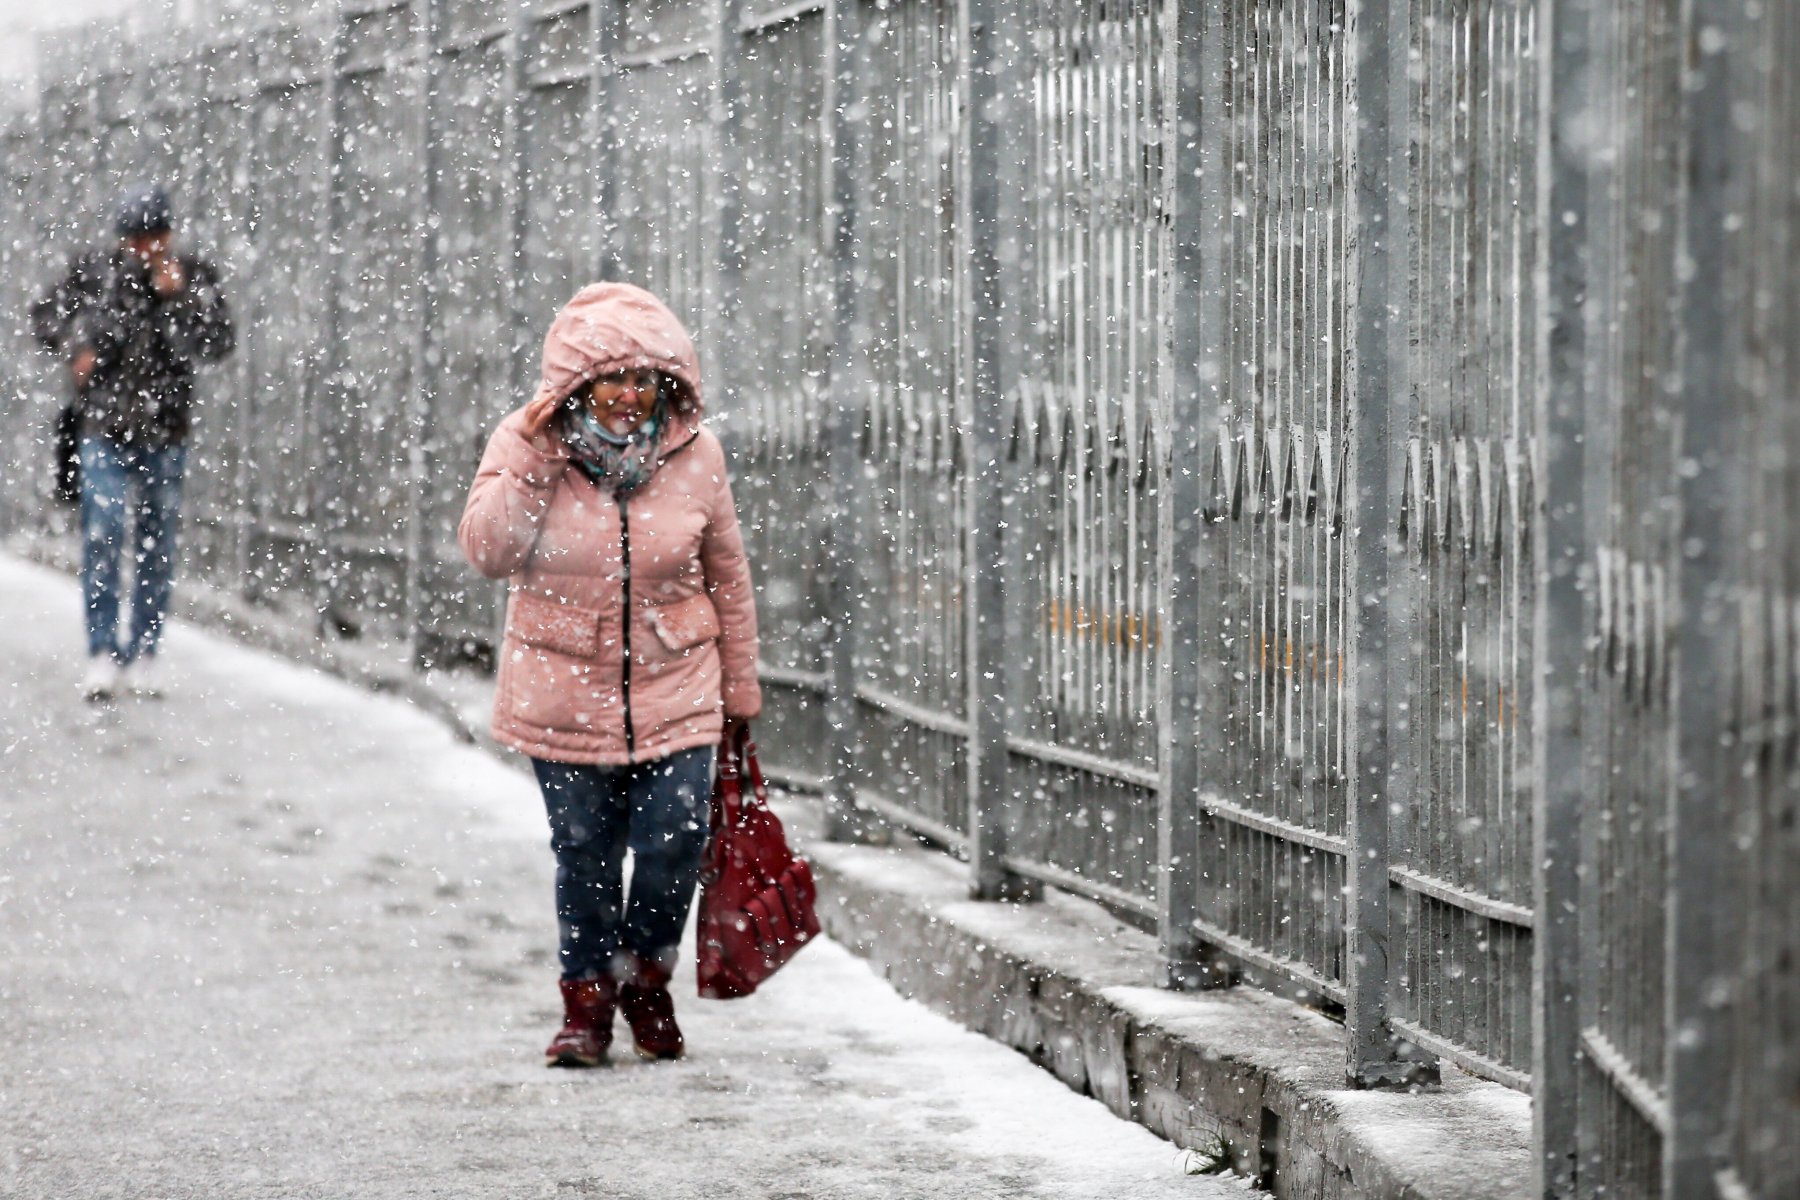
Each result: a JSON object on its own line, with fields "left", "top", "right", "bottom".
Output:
{"left": 532, "top": 282, "right": 703, "bottom": 420}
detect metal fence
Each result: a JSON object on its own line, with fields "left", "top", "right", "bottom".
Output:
{"left": 0, "top": 1, "right": 1795, "bottom": 1194}
{"left": 1723, "top": 10, "right": 1800, "bottom": 1196}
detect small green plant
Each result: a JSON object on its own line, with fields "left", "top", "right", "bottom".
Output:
{"left": 1180, "top": 1134, "right": 1235, "bottom": 1176}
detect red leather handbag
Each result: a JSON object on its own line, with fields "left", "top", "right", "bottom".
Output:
{"left": 696, "top": 726, "right": 821, "bottom": 999}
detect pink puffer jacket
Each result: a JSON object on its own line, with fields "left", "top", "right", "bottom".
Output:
{"left": 459, "top": 283, "right": 761, "bottom": 765}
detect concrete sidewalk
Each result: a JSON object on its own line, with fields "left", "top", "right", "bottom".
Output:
{"left": 0, "top": 555, "right": 1240, "bottom": 1200}
{"left": 1, "top": 540, "right": 1534, "bottom": 1199}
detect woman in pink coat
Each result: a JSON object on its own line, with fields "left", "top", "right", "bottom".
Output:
{"left": 460, "top": 283, "right": 761, "bottom": 1067}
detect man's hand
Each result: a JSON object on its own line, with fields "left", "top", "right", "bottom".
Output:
{"left": 150, "top": 253, "right": 186, "bottom": 298}
{"left": 70, "top": 347, "right": 96, "bottom": 388}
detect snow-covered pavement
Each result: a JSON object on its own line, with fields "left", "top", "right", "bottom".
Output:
{"left": 0, "top": 556, "right": 1239, "bottom": 1200}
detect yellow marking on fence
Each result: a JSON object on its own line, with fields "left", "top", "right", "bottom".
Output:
{"left": 1043, "top": 601, "right": 1161, "bottom": 650}
{"left": 1254, "top": 637, "right": 1347, "bottom": 688}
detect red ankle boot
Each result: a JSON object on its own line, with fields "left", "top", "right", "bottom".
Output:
{"left": 545, "top": 976, "right": 616, "bottom": 1068}
{"left": 619, "top": 954, "right": 684, "bottom": 1061}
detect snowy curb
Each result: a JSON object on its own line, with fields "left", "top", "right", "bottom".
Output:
{"left": 805, "top": 841, "right": 1533, "bottom": 1200}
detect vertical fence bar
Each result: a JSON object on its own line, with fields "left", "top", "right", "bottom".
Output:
{"left": 1159, "top": 0, "right": 1212, "bottom": 988}
{"left": 821, "top": 0, "right": 865, "bottom": 842}
{"left": 591, "top": 0, "right": 621, "bottom": 282}
{"left": 316, "top": 2, "right": 347, "bottom": 635}
{"left": 496, "top": 0, "right": 532, "bottom": 654}
{"left": 993, "top": 0, "right": 1030, "bottom": 881}
{"left": 710, "top": 0, "right": 745, "bottom": 394}
{"left": 504, "top": 1, "right": 529, "bottom": 420}
{"left": 1346, "top": 0, "right": 1434, "bottom": 1088}
{"left": 1182, "top": 0, "right": 1241, "bottom": 992}
{"left": 1534, "top": 0, "right": 1590, "bottom": 1187}
{"left": 1346, "top": 0, "right": 1393, "bottom": 1084}
{"left": 222, "top": 26, "right": 257, "bottom": 600}
{"left": 963, "top": 0, "right": 1029, "bottom": 901}
{"left": 1573, "top": 0, "right": 1620, "bottom": 1187}
{"left": 1534, "top": 0, "right": 1593, "bottom": 1189}
{"left": 238, "top": 16, "right": 279, "bottom": 606}
{"left": 1664, "top": 0, "right": 1743, "bottom": 1192}
{"left": 1377, "top": 0, "right": 1422, "bottom": 1069}
{"left": 406, "top": 0, "right": 438, "bottom": 665}
{"left": 236, "top": 19, "right": 258, "bottom": 601}
{"left": 1725, "top": 7, "right": 1800, "bottom": 1193}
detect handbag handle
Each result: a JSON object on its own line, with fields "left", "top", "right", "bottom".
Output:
{"left": 715, "top": 724, "right": 766, "bottom": 828}
{"left": 740, "top": 733, "right": 769, "bottom": 810}
{"left": 718, "top": 728, "right": 744, "bottom": 783}
{"left": 708, "top": 725, "right": 745, "bottom": 836}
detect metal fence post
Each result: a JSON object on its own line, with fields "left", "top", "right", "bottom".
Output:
{"left": 1573, "top": 9, "right": 1622, "bottom": 1190}
{"left": 494, "top": 0, "right": 534, "bottom": 656}
{"left": 315, "top": 1, "right": 347, "bottom": 635}
{"left": 1189, "top": 0, "right": 1242, "bottom": 995}
{"left": 991, "top": 0, "right": 1043, "bottom": 902}
{"left": 710, "top": 0, "right": 745, "bottom": 403}
{"left": 1533, "top": 0, "right": 1593, "bottom": 1190}
{"left": 591, "top": 0, "right": 621, "bottom": 283}
{"left": 503, "top": 2, "right": 529, "bottom": 396}
{"left": 1664, "top": 0, "right": 1744, "bottom": 1193}
{"left": 820, "top": 0, "right": 866, "bottom": 843}
{"left": 1158, "top": 0, "right": 1215, "bottom": 990}
{"left": 405, "top": 0, "right": 439, "bottom": 667}
{"left": 218, "top": 28, "right": 257, "bottom": 601}
{"left": 1346, "top": 0, "right": 1435, "bottom": 1089}
{"left": 963, "top": 0, "right": 1030, "bottom": 902}
{"left": 237, "top": 22, "right": 265, "bottom": 598}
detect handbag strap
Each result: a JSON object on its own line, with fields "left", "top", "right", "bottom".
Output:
{"left": 715, "top": 725, "right": 767, "bottom": 828}
{"left": 717, "top": 730, "right": 743, "bottom": 784}
{"left": 740, "top": 734, "right": 770, "bottom": 810}
{"left": 712, "top": 726, "right": 745, "bottom": 831}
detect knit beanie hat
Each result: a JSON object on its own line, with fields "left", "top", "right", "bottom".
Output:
{"left": 116, "top": 184, "right": 173, "bottom": 236}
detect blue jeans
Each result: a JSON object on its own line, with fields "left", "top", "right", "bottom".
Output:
{"left": 531, "top": 746, "right": 715, "bottom": 982}
{"left": 78, "top": 436, "right": 187, "bottom": 665}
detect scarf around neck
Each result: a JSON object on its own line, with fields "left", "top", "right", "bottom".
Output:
{"left": 559, "top": 396, "right": 669, "bottom": 496}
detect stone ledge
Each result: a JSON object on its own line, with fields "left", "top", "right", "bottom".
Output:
{"left": 806, "top": 840, "right": 1533, "bottom": 1200}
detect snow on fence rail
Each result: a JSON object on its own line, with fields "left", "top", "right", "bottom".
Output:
{"left": 0, "top": 1, "right": 1795, "bottom": 1195}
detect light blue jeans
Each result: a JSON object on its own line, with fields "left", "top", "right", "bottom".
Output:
{"left": 78, "top": 435, "right": 186, "bottom": 665}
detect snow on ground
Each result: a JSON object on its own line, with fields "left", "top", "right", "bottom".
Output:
{"left": 0, "top": 555, "right": 1243, "bottom": 1199}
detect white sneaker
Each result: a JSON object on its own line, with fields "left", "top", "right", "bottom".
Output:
{"left": 125, "top": 656, "right": 166, "bottom": 698}
{"left": 81, "top": 657, "right": 121, "bottom": 702}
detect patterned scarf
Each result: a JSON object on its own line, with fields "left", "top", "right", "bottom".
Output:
{"left": 559, "top": 395, "right": 669, "bottom": 496}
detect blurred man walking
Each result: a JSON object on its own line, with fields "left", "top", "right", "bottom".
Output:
{"left": 31, "top": 184, "right": 235, "bottom": 701}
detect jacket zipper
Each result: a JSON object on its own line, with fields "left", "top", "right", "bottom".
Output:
{"left": 617, "top": 492, "right": 635, "bottom": 759}
{"left": 574, "top": 422, "right": 703, "bottom": 760}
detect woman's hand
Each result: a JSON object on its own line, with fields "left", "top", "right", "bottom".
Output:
{"left": 520, "top": 392, "right": 561, "bottom": 436}
{"left": 722, "top": 717, "right": 750, "bottom": 748}
{"left": 519, "top": 393, "right": 567, "bottom": 452}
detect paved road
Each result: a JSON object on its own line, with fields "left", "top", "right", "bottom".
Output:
{"left": 0, "top": 558, "right": 1237, "bottom": 1200}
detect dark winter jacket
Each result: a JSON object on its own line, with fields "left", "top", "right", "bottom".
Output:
{"left": 31, "top": 248, "right": 235, "bottom": 447}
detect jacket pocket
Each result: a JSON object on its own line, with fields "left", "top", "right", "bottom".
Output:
{"left": 648, "top": 593, "right": 721, "bottom": 653}
{"left": 510, "top": 591, "right": 602, "bottom": 659}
